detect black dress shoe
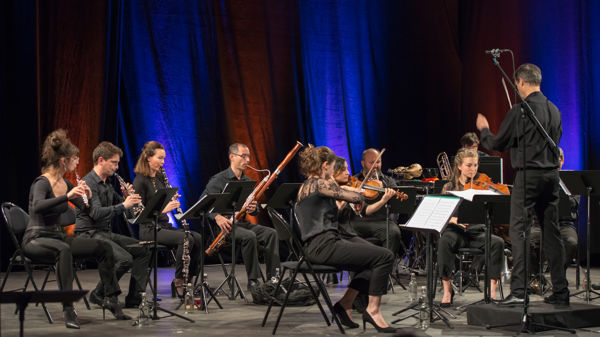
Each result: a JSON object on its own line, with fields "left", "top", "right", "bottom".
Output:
{"left": 103, "top": 296, "right": 132, "bottom": 320}
{"left": 63, "top": 308, "right": 80, "bottom": 329}
{"left": 544, "top": 292, "right": 569, "bottom": 306}
{"left": 332, "top": 302, "right": 359, "bottom": 329}
{"left": 125, "top": 294, "right": 142, "bottom": 309}
{"left": 497, "top": 294, "right": 524, "bottom": 306}
{"left": 247, "top": 279, "right": 259, "bottom": 291}
{"left": 89, "top": 290, "right": 104, "bottom": 307}
{"left": 592, "top": 283, "right": 600, "bottom": 290}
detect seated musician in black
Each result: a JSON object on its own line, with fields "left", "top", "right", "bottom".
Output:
{"left": 76, "top": 141, "right": 151, "bottom": 308}
{"left": 295, "top": 146, "right": 395, "bottom": 333}
{"left": 349, "top": 148, "right": 402, "bottom": 256}
{"left": 460, "top": 132, "right": 489, "bottom": 157}
{"left": 438, "top": 148, "right": 504, "bottom": 306}
{"left": 201, "top": 143, "right": 280, "bottom": 290}
{"left": 22, "top": 129, "right": 128, "bottom": 329}
{"left": 529, "top": 147, "right": 579, "bottom": 282}
{"left": 132, "top": 141, "right": 203, "bottom": 298}
{"left": 333, "top": 156, "right": 396, "bottom": 239}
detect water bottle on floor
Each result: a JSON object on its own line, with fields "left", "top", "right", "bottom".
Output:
{"left": 408, "top": 273, "right": 417, "bottom": 302}
{"left": 419, "top": 286, "right": 429, "bottom": 330}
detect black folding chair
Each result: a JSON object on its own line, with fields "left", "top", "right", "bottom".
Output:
{"left": 1, "top": 202, "right": 92, "bottom": 323}
{"left": 262, "top": 208, "right": 345, "bottom": 335}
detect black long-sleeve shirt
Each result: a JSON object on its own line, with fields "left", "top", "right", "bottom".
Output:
{"left": 75, "top": 170, "right": 128, "bottom": 233}
{"left": 200, "top": 167, "right": 258, "bottom": 222}
{"left": 133, "top": 174, "right": 171, "bottom": 228}
{"left": 480, "top": 91, "right": 562, "bottom": 169}
{"left": 24, "top": 176, "right": 87, "bottom": 243}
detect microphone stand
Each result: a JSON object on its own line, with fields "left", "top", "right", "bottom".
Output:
{"left": 485, "top": 52, "right": 573, "bottom": 334}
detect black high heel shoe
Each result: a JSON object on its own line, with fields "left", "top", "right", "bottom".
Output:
{"left": 63, "top": 308, "right": 80, "bottom": 329}
{"left": 332, "top": 302, "right": 359, "bottom": 329}
{"left": 171, "top": 279, "right": 185, "bottom": 299}
{"left": 439, "top": 288, "right": 455, "bottom": 308}
{"left": 362, "top": 311, "right": 396, "bottom": 333}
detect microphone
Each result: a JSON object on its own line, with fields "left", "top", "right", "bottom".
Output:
{"left": 485, "top": 49, "right": 511, "bottom": 56}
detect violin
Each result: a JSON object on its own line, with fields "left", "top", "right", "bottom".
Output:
{"left": 463, "top": 173, "right": 510, "bottom": 195}
{"left": 348, "top": 176, "right": 408, "bottom": 201}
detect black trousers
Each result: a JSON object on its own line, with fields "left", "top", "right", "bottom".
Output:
{"left": 23, "top": 236, "right": 120, "bottom": 308}
{"left": 351, "top": 218, "right": 402, "bottom": 256}
{"left": 530, "top": 224, "right": 578, "bottom": 272}
{"left": 139, "top": 225, "right": 202, "bottom": 281}
{"left": 231, "top": 222, "right": 280, "bottom": 280}
{"left": 77, "top": 230, "right": 151, "bottom": 299}
{"left": 305, "top": 231, "right": 394, "bottom": 296}
{"left": 510, "top": 169, "right": 567, "bottom": 297}
{"left": 437, "top": 226, "right": 504, "bottom": 279}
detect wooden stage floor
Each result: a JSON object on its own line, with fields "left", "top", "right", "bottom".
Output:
{"left": 1, "top": 265, "right": 599, "bottom": 337}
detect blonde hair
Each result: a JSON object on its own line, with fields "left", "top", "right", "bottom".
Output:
{"left": 40, "top": 129, "right": 79, "bottom": 172}
{"left": 451, "top": 148, "right": 478, "bottom": 186}
{"left": 134, "top": 141, "right": 165, "bottom": 176}
{"left": 298, "top": 145, "right": 336, "bottom": 177}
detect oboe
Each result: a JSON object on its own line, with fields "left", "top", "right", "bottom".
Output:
{"left": 160, "top": 167, "right": 194, "bottom": 307}
{"left": 114, "top": 173, "right": 145, "bottom": 222}
{"left": 75, "top": 172, "right": 89, "bottom": 207}
{"left": 206, "top": 141, "right": 303, "bottom": 255}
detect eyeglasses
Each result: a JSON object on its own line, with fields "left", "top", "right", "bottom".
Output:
{"left": 231, "top": 153, "right": 251, "bottom": 160}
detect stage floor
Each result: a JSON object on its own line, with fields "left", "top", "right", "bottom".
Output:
{"left": 1, "top": 265, "right": 599, "bottom": 337}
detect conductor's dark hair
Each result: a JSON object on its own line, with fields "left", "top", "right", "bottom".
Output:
{"left": 514, "top": 63, "right": 542, "bottom": 86}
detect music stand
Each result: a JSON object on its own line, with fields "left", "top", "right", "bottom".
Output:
{"left": 392, "top": 196, "right": 461, "bottom": 329}
{"left": 267, "top": 183, "right": 301, "bottom": 260}
{"left": 133, "top": 187, "right": 194, "bottom": 323}
{"left": 451, "top": 193, "right": 510, "bottom": 312}
{"left": 0, "top": 290, "right": 87, "bottom": 337}
{"left": 385, "top": 187, "right": 418, "bottom": 290}
{"left": 212, "top": 180, "right": 255, "bottom": 301}
{"left": 560, "top": 170, "right": 600, "bottom": 302}
{"left": 175, "top": 193, "right": 231, "bottom": 312}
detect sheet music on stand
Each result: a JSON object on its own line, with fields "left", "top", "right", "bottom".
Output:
{"left": 447, "top": 189, "right": 499, "bottom": 202}
{"left": 403, "top": 196, "right": 461, "bottom": 233}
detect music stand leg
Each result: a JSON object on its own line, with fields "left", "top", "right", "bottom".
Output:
{"left": 212, "top": 220, "right": 247, "bottom": 302}
{"left": 149, "top": 214, "right": 194, "bottom": 323}
{"left": 571, "top": 187, "right": 600, "bottom": 301}
{"left": 392, "top": 233, "right": 452, "bottom": 328}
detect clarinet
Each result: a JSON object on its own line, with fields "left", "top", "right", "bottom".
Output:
{"left": 114, "top": 173, "right": 145, "bottom": 223}
{"left": 160, "top": 167, "right": 194, "bottom": 307}
{"left": 75, "top": 172, "right": 89, "bottom": 207}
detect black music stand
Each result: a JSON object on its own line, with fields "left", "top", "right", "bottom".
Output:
{"left": 392, "top": 196, "right": 461, "bottom": 329}
{"left": 0, "top": 290, "right": 87, "bottom": 337}
{"left": 385, "top": 187, "right": 417, "bottom": 290}
{"left": 212, "top": 180, "right": 255, "bottom": 301}
{"left": 560, "top": 170, "right": 600, "bottom": 302}
{"left": 267, "top": 183, "right": 301, "bottom": 259}
{"left": 133, "top": 187, "right": 194, "bottom": 323}
{"left": 453, "top": 193, "right": 510, "bottom": 313}
{"left": 176, "top": 193, "right": 231, "bottom": 312}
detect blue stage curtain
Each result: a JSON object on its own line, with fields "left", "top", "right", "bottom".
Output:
{"left": 115, "top": 0, "right": 226, "bottom": 215}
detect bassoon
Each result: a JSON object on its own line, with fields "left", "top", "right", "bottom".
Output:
{"left": 205, "top": 141, "right": 303, "bottom": 255}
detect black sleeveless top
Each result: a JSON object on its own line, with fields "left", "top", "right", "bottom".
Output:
{"left": 294, "top": 177, "right": 364, "bottom": 242}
